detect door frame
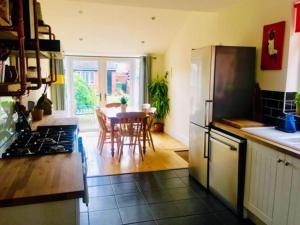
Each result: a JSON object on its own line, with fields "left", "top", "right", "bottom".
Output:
{"left": 65, "top": 55, "right": 140, "bottom": 117}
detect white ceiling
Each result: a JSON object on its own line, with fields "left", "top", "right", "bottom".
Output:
{"left": 70, "top": 0, "right": 241, "bottom": 12}
{"left": 39, "top": 0, "right": 239, "bottom": 56}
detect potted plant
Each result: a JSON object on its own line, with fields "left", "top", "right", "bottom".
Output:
{"left": 295, "top": 92, "right": 300, "bottom": 115}
{"left": 31, "top": 94, "right": 46, "bottom": 121}
{"left": 120, "top": 96, "right": 128, "bottom": 112}
{"left": 148, "top": 75, "right": 170, "bottom": 132}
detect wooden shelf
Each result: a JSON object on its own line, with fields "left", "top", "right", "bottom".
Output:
{"left": 27, "top": 77, "right": 51, "bottom": 84}
{"left": 4, "top": 39, "right": 61, "bottom": 58}
{"left": 0, "top": 31, "right": 18, "bottom": 39}
{"left": 0, "top": 17, "right": 11, "bottom": 27}
{"left": 10, "top": 50, "right": 49, "bottom": 59}
{"left": 0, "top": 82, "right": 30, "bottom": 93}
{"left": 38, "top": 26, "right": 50, "bottom": 33}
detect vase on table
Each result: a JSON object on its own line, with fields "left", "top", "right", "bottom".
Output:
{"left": 121, "top": 104, "right": 127, "bottom": 112}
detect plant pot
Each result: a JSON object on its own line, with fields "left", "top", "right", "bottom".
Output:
{"left": 121, "top": 104, "right": 127, "bottom": 112}
{"left": 151, "top": 122, "right": 164, "bottom": 132}
{"left": 297, "top": 105, "right": 300, "bottom": 115}
{"left": 31, "top": 109, "right": 44, "bottom": 121}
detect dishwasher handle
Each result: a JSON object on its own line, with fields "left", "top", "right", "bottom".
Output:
{"left": 210, "top": 136, "right": 237, "bottom": 151}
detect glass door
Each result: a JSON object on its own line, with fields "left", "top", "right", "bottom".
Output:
{"left": 105, "top": 58, "right": 140, "bottom": 107}
{"left": 67, "top": 57, "right": 104, "bottom": 131}
{"left": 65, "top": 56, "right": 141, "bottom": 132}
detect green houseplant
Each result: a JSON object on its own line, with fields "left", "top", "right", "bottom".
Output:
{"left": 120, "top": 96, "right": 128, "bottom": 112}
{"left": 148, "top": 76, "right": 170, "bottom": 132}
{"left": 295, "top": 92, "right": 300, "bottom": 115}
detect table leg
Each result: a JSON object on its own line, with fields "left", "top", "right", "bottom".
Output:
{"left": 111, "top": 121, "right": 115, "bottom": 157}
{"left": 143, "top": 118, "right": 146, "bottom": 154}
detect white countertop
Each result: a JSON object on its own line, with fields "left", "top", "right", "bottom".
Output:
{"left": 242, "top": 127, "right": 300, "bottom": 151}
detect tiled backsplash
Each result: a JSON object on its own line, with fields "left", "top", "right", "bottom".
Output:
{"left": 284, "top": 92, "right": 297, "bottom": 113}
{"left": 261, "top": 90, "right": 297, "bottom": 127}
{"left": 0, "top": 97, "right": 17, "bottom": 149}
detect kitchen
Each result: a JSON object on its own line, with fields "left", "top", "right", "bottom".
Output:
{"left": 0, "top": 0, "right": 300, "bottom": 225}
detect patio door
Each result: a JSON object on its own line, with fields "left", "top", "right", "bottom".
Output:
{"left": 65, "top": 56, "right": 141, "bottom": 132}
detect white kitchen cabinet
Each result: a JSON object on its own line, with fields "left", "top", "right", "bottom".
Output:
{"left": 272, "top": 154, "right": 293, "bottom": 225}
{"left": 286, "top": 155, "right": 300, "bottom": 225}
{"left": 0, "top": 199, "right": 80, "bottom": 225}
{"left": 246, "top": 141, "right": 282, "bottom": 224}
{"left": 245, "top": 141, "right": 300, "bottom": 225}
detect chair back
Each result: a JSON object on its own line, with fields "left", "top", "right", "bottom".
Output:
{"left": 105, "top": 103, "right": 121, "bottom": 108}
{"left": 117, "top": 112, "right": 146, "bottom": 136}
{"left": 96, "top": 108, "right": 108, "bottom": 132}
{"left": 147, "top": 113, "right": 155, "bottom": 130}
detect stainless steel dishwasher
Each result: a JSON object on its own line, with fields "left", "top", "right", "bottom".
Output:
{"left": 208, "top": 128, "right": 247, "bottom": 217}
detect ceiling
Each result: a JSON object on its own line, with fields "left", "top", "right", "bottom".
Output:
{"left": 39, "top": 0, "right": 240, "bottom": 56}
{"left": 70, "top": 0, "right": 241, "bottom": 12}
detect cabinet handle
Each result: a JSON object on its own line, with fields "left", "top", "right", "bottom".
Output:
{"left": 285, "top": 161, "right": 292, "bottom": 166}
{"left": 277, "top": 159, "right": 283, "bottom": 163}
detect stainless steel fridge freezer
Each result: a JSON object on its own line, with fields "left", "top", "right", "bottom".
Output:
{"left": 189, "top": 45, "right": 256, "bottom": 189}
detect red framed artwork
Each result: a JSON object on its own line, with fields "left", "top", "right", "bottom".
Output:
{"left": 260, "top": 21, "right": 286, "bottom": 70}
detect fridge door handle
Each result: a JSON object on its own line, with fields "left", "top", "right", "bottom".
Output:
{"left": 203, "top": 131, "right": 209, "bottom": 158}
{"left": 204, "top": 100, "right": 213, "bottom": 127}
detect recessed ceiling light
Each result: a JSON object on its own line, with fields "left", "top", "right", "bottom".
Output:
{"left": 151, "top": 16, "right": 156, "bottom": 20}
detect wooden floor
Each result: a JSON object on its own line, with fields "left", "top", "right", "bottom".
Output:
{"left": 81, "top": 132, "right": 189, "bottom": 177}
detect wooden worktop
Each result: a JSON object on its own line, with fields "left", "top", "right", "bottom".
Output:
{"left": 212, "top": 122, "right": 300, "bottom": 159}
{"left": 0, "top": 153, "right": 84, "bottom": 207}
{"left": 31, "top": 114, "right": 79, "bottom": 131}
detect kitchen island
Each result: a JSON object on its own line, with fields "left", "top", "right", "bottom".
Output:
{"left": 0, "top": 116, "right": 85, "bottom": 225}
{"left": 0, "top": 153, "right": 85, "bottom": 225}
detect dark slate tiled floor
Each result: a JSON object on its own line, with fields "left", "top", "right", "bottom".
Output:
{"left": 80, "top": 169, "right": 254, "bottom": 225}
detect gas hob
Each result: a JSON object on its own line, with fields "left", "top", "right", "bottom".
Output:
{"left": 2, "top": 126, "right": 77, "bottom": 158}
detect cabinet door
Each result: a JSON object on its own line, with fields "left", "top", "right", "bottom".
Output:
{"left": 287, "top": 156, "right": 300, "bottom": 225}
{"left": 272, "top": 156, "right": 293, "bottom": 225}
{"left": 248, "top": 142, "right": 283, "bottom": 225}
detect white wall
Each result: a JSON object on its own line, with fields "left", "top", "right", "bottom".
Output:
{"left": 216, "top": 0, "right": 294, "bottom": 92}
{"left": 151, "top": 54, "right": 165, "bottom": 78}
{"left": 164, "top": 12, "right": 218, "bottom": 145}
{"left": 164, "top": 0, "right": 296, "bottom": 145}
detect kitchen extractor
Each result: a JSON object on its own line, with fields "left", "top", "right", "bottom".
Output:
{"left": 189, "top": 46, "right": 256, "bottom": 188}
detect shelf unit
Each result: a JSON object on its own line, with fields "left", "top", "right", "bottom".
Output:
{"left": 0, "top": 0, "right": 61, "bottom": 96}
{"left": 0, "top": 0, "right": 27, "bottom": 96}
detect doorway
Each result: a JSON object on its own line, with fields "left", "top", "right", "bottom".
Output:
{"left": 65, "top": 56, "right": 141, "bottom": 131}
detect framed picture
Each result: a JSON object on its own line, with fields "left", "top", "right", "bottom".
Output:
{"left": 260, "top": 21, "right": 286, "bottom": 70}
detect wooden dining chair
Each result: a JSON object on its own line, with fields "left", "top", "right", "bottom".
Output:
{"left": 116, "top": 112, "right": 147, "bottom": 162}
{"left": 96, "top": 108, "right": 120, "bottom": 155}
{"left": 145, "top": 112, "right": 156, "bottom": 152}
{"left": 105, "top": 103, "right": 121, "bottom": 108}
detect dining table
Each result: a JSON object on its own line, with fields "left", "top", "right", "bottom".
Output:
{"left": 100, "top": 107, "right": 148, "bottom": 157}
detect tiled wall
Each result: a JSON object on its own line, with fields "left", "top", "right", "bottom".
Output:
{"left": 262, "top": 91, "right": 285, "bottom": 125}
{"left": 0, "top": 97, "right": 17, "bottom": 149}
{"left": 285, "top": 92, "right": 297, "bottom": 113}
{"left": 261, "top": 90, "right": 297, "bottom": 128}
